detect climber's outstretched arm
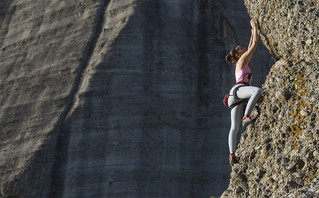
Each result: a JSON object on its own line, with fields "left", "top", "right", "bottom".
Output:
{"left": 248, "top": 29, "right": 253, "bottom": 49}
{"left": 237, "top": 19, "right": 259, "bottom": 68}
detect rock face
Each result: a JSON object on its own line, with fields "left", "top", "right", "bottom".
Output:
{"left": 0, "top": 0, "right": 273, "bottom": 197}
{"left": 245, "top": 0, "right": 319, "bottom": 63}
{"left": 222, "top": 0, "right": 319, "bottom": 197}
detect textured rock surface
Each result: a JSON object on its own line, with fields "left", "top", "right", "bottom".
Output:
{"left": 245, "top": 0, "right": 319, "bottom": 63}
{"left": 222, "top": 0, "right": 319, "bottom": 197}
{"left": 0, "top": 0, "right": 273, "bottom": 197}
{"left": 288, "top": 178, "right": 319, "bottom": 198}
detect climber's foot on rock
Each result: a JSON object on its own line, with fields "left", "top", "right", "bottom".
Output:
{"left": 242, "top": 115, "right": 255, "bottom": 127}
{"left": 228, "top": 152, "right": 239, "bottom": 166}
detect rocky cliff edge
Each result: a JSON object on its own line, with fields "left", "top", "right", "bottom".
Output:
{"left": 222, "top": 0, "right": 319, "bottom": 197}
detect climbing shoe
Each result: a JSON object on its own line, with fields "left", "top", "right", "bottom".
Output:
{"left": 228, "top": 153, "right": 239, "bottom": 166}
{"left": 242, "top": 115, "right": 253, "bottom": 127}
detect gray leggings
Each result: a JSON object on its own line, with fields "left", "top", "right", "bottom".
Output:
{"left": 228, "top": 86, "right": 262, "bottom": 153}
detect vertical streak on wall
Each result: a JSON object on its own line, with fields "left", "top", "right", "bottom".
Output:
{"left": 196, "top": 0, "right": 209, "bottom": 108}
{"left": 137, "top": 0, "right": 163, "bottom": 195}
{"left": 49, "top": 1, "right": 110, "bottom": 197}
{"left": 191, "top": 0, "right": 211, "bottom": 195}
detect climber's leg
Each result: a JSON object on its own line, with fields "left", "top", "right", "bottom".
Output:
{"left": 236, "top": 86, "right": 261, "bottom": 125}
{"left": 228, "top": 103, "right": 243, "bottom": 153}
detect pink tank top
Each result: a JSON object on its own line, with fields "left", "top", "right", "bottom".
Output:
{"left": 235, "top": 65, "right": 252, "bottom": 85}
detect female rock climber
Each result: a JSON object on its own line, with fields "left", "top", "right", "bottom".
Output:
{"left": 225, "top": 19, "right": 262, "bottom": 165}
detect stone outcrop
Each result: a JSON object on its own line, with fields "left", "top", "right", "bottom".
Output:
{"left": 222, "top": 0, "right": 319, "bottom": 197}
{"left": 245, "top": 0, "right": 319, "bottom": 63}
{"left": 0, "top": 0, "right": 273, "bottom": 197}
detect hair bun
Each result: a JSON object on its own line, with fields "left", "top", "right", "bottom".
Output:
{"left": 225, "top": 53, "right": 232, "bottom": 63}
{"left": 225, "top": 47, "right": 239, "bottom": 64}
